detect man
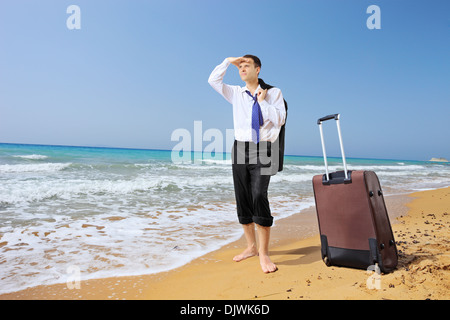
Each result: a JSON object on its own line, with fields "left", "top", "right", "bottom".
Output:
{"left": 208, "top": 55, "right": 286, "bottom": 273}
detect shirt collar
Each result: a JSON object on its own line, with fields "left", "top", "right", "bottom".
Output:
{"left": 240, "top": 84, "right": 261, "bottom": 95}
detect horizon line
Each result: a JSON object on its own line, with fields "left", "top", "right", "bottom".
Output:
{"left": 0, "top": 141, "right": 433, "bottom": 163}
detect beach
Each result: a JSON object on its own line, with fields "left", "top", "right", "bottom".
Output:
{"left": 1, "top": 0, "right": 449, "bottom": 306}
{"left": 4, "top": 143, "right": 450, "bottom": 295}
{"left": 1, "top": 186, "right": 448, "bottom": 300}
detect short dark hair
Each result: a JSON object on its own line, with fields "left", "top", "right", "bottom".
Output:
{"left": 243, "top": 54, "right": 261, "bottom": 69}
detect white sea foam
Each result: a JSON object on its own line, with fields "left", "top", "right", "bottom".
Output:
{"left": 13, "top": 154, "right": 49, "bottom": 160}
{"left": 201, "top": 158, "right": 232, "bottom": 166}
{"left": 284, "top": 164, "right": 426, "bottom": 172}
{"left": 0, "top": 201, "right": 241, "bottom": 293}
{"left": 0, "top": 194, "right": 313, "bottom": 295}
{"left": 0, "top": 173, "right": 235, "bottom": 206}
{"left": 271, "top": 173, "right": 313, "bottom": 183}
{"left": 0, "top": 163, "right": 71, "bottom": 173}
{"left": 0, "top": 177, "right": 164, "bottom": 204}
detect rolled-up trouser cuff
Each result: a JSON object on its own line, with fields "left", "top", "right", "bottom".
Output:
{"left": 238, "top": 216, "right": 254, "bottom": 225}
{"left": 238, "top": 216, "right": 273, "bottom": 228}
{"left": 253, "top": 216, "right": 273, "bottom": 227}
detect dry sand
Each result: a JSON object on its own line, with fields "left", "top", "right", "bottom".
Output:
{"left": 1, "top": 187, "right": 448, "bottom": 300}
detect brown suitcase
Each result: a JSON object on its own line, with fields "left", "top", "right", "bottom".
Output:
{"left": 312, "top": 114, "right": 398, "bottom": 273}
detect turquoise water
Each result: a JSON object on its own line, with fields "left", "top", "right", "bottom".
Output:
{"left": 0, "top": 143, "right": 449, "bottom": 294}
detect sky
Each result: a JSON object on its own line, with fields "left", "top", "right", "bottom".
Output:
{"left": 0, "top": 0, "right": 449, "bottom": 161}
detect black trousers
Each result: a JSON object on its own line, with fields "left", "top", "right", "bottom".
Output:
{"left": 231, "top": 140, "right": 273, "bottom": 227}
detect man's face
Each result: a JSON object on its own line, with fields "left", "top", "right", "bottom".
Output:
{"left": 239, "top": 60, "right": 260, "bottom": 82}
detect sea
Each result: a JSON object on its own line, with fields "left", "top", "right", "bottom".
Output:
{"left": 0, "top": 142, "right": 449, "bottom": 294}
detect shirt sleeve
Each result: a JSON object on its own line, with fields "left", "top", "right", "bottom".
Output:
{"left": 259, "top": 88, "right": 286, "bottom": 129}
{"left": 208, "top": 58, "right": 238, "bottom": 104}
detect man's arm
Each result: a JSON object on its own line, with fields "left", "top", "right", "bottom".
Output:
{"left": 208, "top": 58, "right": 235, "bottom": 104}
{"left": 227, "top": 56, "right": 251, "bottom": 68}
{"left": 259, "top": 88, "right": 286, "bottom": 129}
{"left": 208, "top": 57, "right": 250, "bottom": 104}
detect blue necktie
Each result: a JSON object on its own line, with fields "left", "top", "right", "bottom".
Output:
{"left": 245, "top": 90, "right": 264, "bottom": 143}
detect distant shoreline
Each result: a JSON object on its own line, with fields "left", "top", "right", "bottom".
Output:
{"left": 429, "top": 157, "right": 449, "bottom": 162}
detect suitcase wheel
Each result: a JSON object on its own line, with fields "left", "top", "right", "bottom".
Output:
{"left": 323, "top": 256, "right": 331, "bottom": 266}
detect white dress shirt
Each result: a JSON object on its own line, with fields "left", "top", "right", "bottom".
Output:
{"left": 208, "top": 58, "right": 286, "bottom": 143}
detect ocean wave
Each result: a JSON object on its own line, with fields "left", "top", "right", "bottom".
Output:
{"left": 284, "top": 164, "right": 426, "bottom": 171}
{"left": 163, "top": 160, "right": 232, "bottom": 171}
{"left": 0, "top": 174, "right": 235, "bottom": 205}
{"left": 12, "top": 154, "right": 49, "bottom": 160}
{"left": 0, "top": 163, "right": 71, "bottom": 173}
{"left": 201, "top": 159, "right": 232, "bottom": 166}
{"left": 347, "top": 164, "right": 426, "bottom": 171}
{"left": 272, "top": 173, "right": 312, "bottom": 183}
{"left": 0, "top": 178, "right": 163, "bottom": 204}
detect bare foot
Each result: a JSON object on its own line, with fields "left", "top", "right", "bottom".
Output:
{"left": 259, "top": 254, "right": 277, "bottom": 273}
{"left": 233, "top": 247, "right": 258, "bottom": 262}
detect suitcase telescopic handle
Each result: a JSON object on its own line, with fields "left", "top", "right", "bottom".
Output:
{"left": 317, "top": 113, "right": 340, "bottom": 124}
{"left": 317, "top": 113, "right": 349, "bottom": 182}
